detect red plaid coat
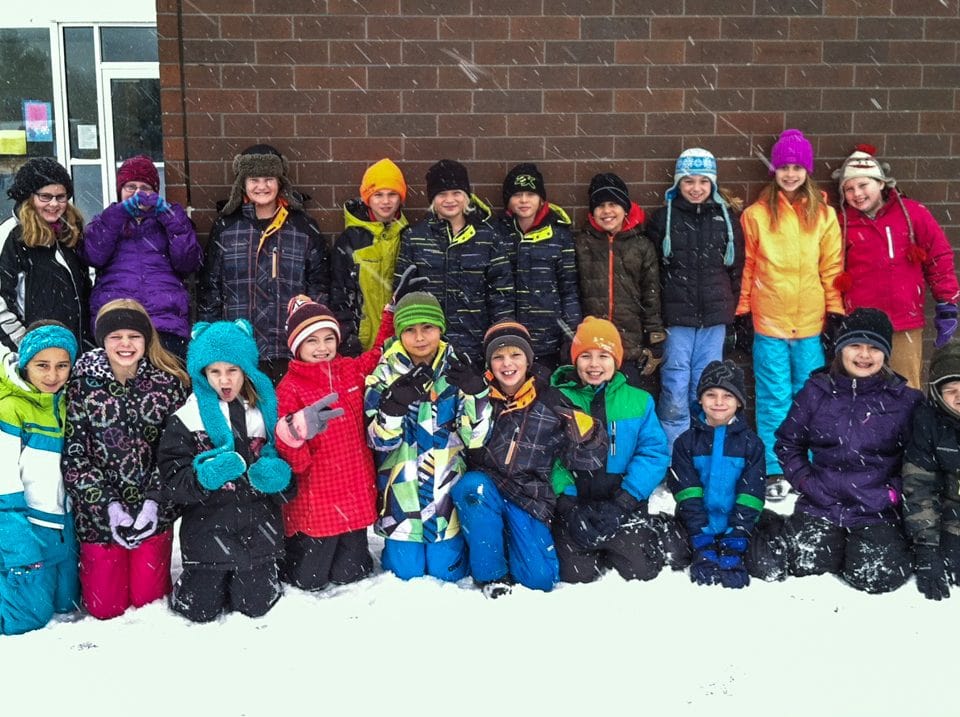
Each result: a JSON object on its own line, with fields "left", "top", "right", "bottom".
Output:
{"left": 276, "top": 310, "right": 393, "bottom": 537}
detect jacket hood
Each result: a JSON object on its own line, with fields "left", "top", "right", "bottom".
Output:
{"left": 502, "top": 202, "right": 572, "bottom": 233}
{"left": 550, "top": 364, "right": 626, "bottom": 394}
{"left": 586, "top": 201, "right": 645, "bottom": 236}
{"left": 0, "top": 350, "right": 59, "bottom": 410}
{"left": 343, "top": 197, "right": 408, "bottom": 231}
{"left": 929, "top": 340, "right": 960, "bottom": 416}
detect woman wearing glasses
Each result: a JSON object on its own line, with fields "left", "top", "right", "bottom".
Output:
{"left": 80, "top": 156, "right": 202, "bottom": 360}
{"left": 0, "top": 157, "right": 93, "bottom": 352}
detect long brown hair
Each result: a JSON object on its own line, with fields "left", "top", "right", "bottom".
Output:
{"left": 758, "top": 175, "right": 828, "bottom": 232}
{"left": 16, "top": 200, "right": 83, "bottom": 248}
{"left": 95, "top": 299, "right": 190, "bottom": 387}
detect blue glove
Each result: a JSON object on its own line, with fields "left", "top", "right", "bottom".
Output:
{"left": 121, "top": 194, "right": 142, "bottom": 217}
{"left": 718, "top": 536, "right": 750, "bottom": 589}
{"left": 935, "top": 303, "right": 958, "bottom": 349}
{"left": 155, "top": 195, "right": 171, "bottom": 213}
{"left": 689, "top": 532, "right": 721, "bottom": 586}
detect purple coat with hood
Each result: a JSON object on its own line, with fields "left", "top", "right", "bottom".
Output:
{"left": 775, "top": 367, "right": 922, "bottom": 528}
{"left": 81, "top": 201, "right": 202, "bottom": 338}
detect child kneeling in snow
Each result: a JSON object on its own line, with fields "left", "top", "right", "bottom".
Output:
{"left": 0, "top": 322, "right": 79, "bottom": 635}
{"left": 549, "top": 317, "right": 674, "bottom": 584}
{"left": 669, "top": 360, "right": 766, "bottom": 589}
{"left": 158, "top": 319, "right": 294, "bottom": 622}
{"left": 453, "top": 322, "right": 607, "bottom": 597}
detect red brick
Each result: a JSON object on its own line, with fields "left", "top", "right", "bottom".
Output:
{"left": 294, "top": 66, "right": 367, "bottom": 90}
{"left": 221, "top": 64, "right": 294, "bottom": 88}
{"left": 685, "top": 89, "right": 752, "bottom": 112}
{"left": 581, "top": 16, "right": 650, "bottom": 40}
{"left": 718, "top": 65, "right": 785, "bottom": 89}
{"left": 577, "top": 113, "right": 645, "bottom": 137}
{"left": 685, "top": 0, "right": 752, "bottom": 12}
{"left": 782, "top": 111, "right": 853, "bottom": 134}
{"left": 332, "top": 137, "right": 403, "bottom": 161}
{"left": 367, "top": 66, "right": 438, "bottom": 90}
{"left": 368, "top": 113, "right": 437, "bottom": 137}
{"left": 650, "top": 17, "right": 721, "bottom": 40}
{"left": 551, "top": 0, "right": 614, "bottom": 14}
{"left": 507, "top": 113, "right": 577, "bottom": 137}
{"left": 367, "top": 16, "right": 438, "bottom": 40}
{"left": 887, "top": 134, "right": 956, "bottom": 157}
{"left": 857, "top": 17, "right": 924, "bottom": 39}
{"left": 824, "top": 0, "right": 892, "bottom": 15}
{"left": 508, "top": 66, "right": 579, "bottom": 90}
{"left": 686, "top": 40, "right": 754, "bottom": 64}
{"left": 183, "top": 64, "right": 222, "bottom": 90}
{"left": 439, "top": 114, "right": 507, "bottom": 137}
{"left": 716, "top": 112, "right": 786, "bottom": 136}
{"left": 545, "top": 41, "right": 616, "bottom": 64}
{"left": 185, "top": 112, "right": 222, "bottom": 137}
{"left": 923, "top": 66, "right": 960, "bottom": 88}
{"left": 889, "top": 41, "right": 957, "bottom": 64}
{"left": 925, "top": 18, "right": 960, "bottom": 41}
{"left": 754, "top": 41, "right": 821, "bottom": 64}
{"left": 892, "top": 0, "right": 957, "bottom": 15}
{"left": 615, "top": 89, "right": 684, "bottom": 113}
{"left": 255, "top": 0, "right": 325, "bottom": 11}
{"left": 544, "top": 89, "right": 613, "bottom": 113}
{"left": 223, "top": 112, "right": 296, "bottom": 137}
{"left": 403, "top": 137, "right": 476, "bottom": 159}
{"left": 473, "top": 90, "right": 543, "bottom": 114}
{"left": 649, "top": 65, "right": 718, "bottom": 90}
{"left": 719, "top": 16, "right": 788, "bottom": 39}
{"left": 755, "top": 0, "right": 823, "bottom": 15}
{"left": 786, "top": 65, "right": 854, "bottom": 88}
{"left": 823, "top": 41, "right": 889, "bottom": 64}
{"left": 183, "top": 40, "right": 256, "bottom": 63}
{"left": 283, "top": 137, "right": 333, "bottom": 161}
{"left": 853, "top": 111, "right": 920, "bottom": 134}
{"left": 822, "top": 89, "right": 888, "bottom": 111}
{"left": 295, "top": 114, "right": 365, "bottom": 137}
{"left": 475, "top": 137, "right": 545, "bottom": 160}
{"left": 186, "top": 89, "right": 258, "bottom": 113}
{"left": 400, "top": 0, "right": 471, "bottom": 14}
{"left": 544, "top": 137, "right": 614, "bottom": 160}
{"left": 854, "top": 64, "right": 921, "bottom": 87}
{"left": 511, "top": 15, "right": 580, "bottom": 40}
{"left": 258, "top": 90, "right": 330, "bottom": 113}
{"left": 292, "top": 15, "right": 366, "bottom": 39}
{"left": 256, "top": 40, "right": 329, "bottom": 65}
{"left": 440, "top": 16, "right": 509, "bottom": 40}
{"left": 180, "top": 13, "right": 219, "bottom": 39}
{"left": 475, "top": 0, "right": 541, "bottom": 12}
{"left": 612, "top": 136, "right": 684, "bottom": 160}
{"left": 614, "top": 0, "right": 676, "bottom": 13}
{"left": 328, "top": 41, "right": 401, "bottom": 65}
{"left": 222, "top": 15, "right": 293, "bottom": 39}
{"left": 921, "top": 112, "right": 960, "bottom": 133}
{"left": 330, "top": 89, "right": 400, "bottom": 113}
{"left": 438, "top": 65, "right": 510, "bottom": 90}
{"left": 889, "top": 88, "right": 955, "bottom": 110}
{"left": 401, "top": 90, "right": 472, "bottom": 113}
{"left": 790, "top": 17, "right": 856, "bottom": 40}
{"left": 474, "top": 41, "right": 544, "bottom": 65}
{"left": 580, "top": 66, "right": 651, "bottom": 89}
{"left": 615, "top": 40, "right": 685, "bottom": 65}
{"left": 646, "top": 112, "right": 717, "bottom": 135}
{"left": 403, "top": 41, "right": 474, "bottom": 65}
{"left": 327, "top": 0, "right": 399, "bottom": 12}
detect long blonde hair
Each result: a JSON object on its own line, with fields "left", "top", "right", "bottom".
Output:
{"left": 16, "top": 200, "right": 83, "bottom": 248}
{"left": 759, "top": 175, "right": 826, "bottom": 231}
{"left": 96, "top": 299, "right": 190, "bottom": 387}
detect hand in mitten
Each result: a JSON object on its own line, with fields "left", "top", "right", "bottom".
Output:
{"left": 121, "top": 194, "right": 143, "bottom": 217}
{"left": 137, "top": 191, "right": 159, "bottom": 213}
{"left": 733, "top": 313, "right": 753, "bottom": 353}
{"left": 821, "top": 312, "right": 845, "bottom": 357}
{"left": 551, "top": 404, "right": 601, "bottom": 445}
{"left": 638, "top": 332, "right": 666, "bottom": 376}
{"left": 278, "top": 392, "right": 345, "bottom": 447}
{"left": 379, "top": 364, "right": 433, "bottom": 417}
{"left": 392, "top": 265, "right": 430, "bottom": 305}
{"left": 935, "top": 303, "right": 958, "bottom": 349}
{"left": 119, "top": 499, "right": 159, "bottom": 545}
{"left": 689, "top": 533, "right": 721, "bottom": 586}
{"left": 567, "top": 501, "right": 623, "bottom": 550}
{"left": 196, "top": 450, "right": 247, "bottom": 491}
{"left": 915, "top": 544, "right": 950, "bottom": 600}
{"left": 445, "top": 352, "right": 487, "bottom": 395}
{"left": 107, "top": 502, "right": 136, "bottom": 549}
{"left": 155, "top": 195, "right": 171, "bottom": 213}
{"left": 717, "top": 536, "right": 750, "bottom": 589}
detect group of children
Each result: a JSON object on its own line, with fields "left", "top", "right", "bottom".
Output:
{"left": 2, "top": 126, "right": 960, "bottom": 637}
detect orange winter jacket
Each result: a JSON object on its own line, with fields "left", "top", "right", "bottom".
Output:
{"left": 736, "top": 192, "right": 843, "bottom": 340}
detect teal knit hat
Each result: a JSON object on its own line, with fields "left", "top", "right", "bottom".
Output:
{"left": 186, "top": 319, "right": 290, "bottom": 494}
{"left": 18, "top": 323, "right": 78, "bottom": 370}
{"left": 394, "top": 291, "right": 446, "bottom": 336}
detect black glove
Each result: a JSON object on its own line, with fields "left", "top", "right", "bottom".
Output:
{"left": 378, "top": 364, "right": 433, "bottom": 417}
{"left": 392, "top": 264, "right": 430, "bottom": 305}
{"left": 915, "top": 544, "right": 950, "bottom": 601}
{"left": 821, "top": 312, "right": 845, "bottom": 358}
{"left": 445, "top": 352, "right": 487, "bottom": 395}
{"left": 567, "top": 501, "right": 624, "bottom": 550}
{"left": 733, "top": 314, "right": 753, "bottom": 354}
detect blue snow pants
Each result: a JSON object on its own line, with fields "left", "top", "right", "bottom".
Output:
{"left": 381, "top": 534, "right": 468, "bottom": 582}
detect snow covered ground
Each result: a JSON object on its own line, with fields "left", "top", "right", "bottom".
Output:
{"left": 3, "top": 493, "right": 956, "bottom": 717}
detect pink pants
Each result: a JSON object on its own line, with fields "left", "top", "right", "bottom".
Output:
{"left": 79, "top": 530, "right": 173, "bottom": 620}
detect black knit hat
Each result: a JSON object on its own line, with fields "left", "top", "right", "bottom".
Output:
{"left": 697, "top": 359, "right": 746, "bottom": 407}
{"left": 7, "top": 157, "right": 74, "bottom": 204}
{"left": 426, "top": 159, "right": 471, "bottom": 202}
{"left": 588, "top": 172, "right": 630, "bottom": 213}
{"left": 502, "top": 163, "right": 546, "bottom": 208}
{"left": 835, "top": 308, "right": 893, "bottom": 359}
{"left": 483, "top": 321, "right": 534, "bottom": 369}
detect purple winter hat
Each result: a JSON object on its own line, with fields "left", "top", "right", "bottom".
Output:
{"left": 769, "top": 129, "right": 814, "bottom": 175}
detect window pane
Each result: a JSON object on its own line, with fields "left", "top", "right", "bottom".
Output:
{"left": 71, "top": 163, "right": 104, "bottom": 222}
{"left": 0, "top": 28, "right": 56, "bottom": 222}
{"left": 100, "top": 27, "right": 158, "bottom": 63}
{"left": 111, "top": 78, "right": 163, "bottom": 162}
{"left": 63, "top": 27, "right": 99, "bottom": 161}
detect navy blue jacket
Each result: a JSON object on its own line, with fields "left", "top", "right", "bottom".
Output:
{"left": 669, "top": 411, "right": 765, "bottom": 540}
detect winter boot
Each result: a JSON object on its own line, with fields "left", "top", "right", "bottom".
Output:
{"left": 649, "top": 512, "right": 691, "bottom": 570}
{"left": 476, "top": 576, "right": 514, "bottom": 599}
{"left": 765, "top": 474, "right": 790, "bottom": 502}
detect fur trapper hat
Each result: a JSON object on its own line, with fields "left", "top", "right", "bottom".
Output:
{"left": 221, "top": 144, "right": 302, "bottom": 215}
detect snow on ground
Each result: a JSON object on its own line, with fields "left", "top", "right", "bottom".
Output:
{"left": 3, "top": 494, "right": 956, "bottom": 717}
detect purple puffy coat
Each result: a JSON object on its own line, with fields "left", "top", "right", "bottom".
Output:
{"left": 775, "top": 368, "right": 922, "bottom": 528}
{"left": 81, "top": 201, "right": 202, "bottom": 337}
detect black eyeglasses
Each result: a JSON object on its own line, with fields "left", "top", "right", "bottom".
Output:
{"left": 34, "top": 192, "right": 69, "bottom": 204}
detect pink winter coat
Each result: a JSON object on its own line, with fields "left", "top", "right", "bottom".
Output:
{"left": 841, "top": 192, "right": 959, "bottom": 332}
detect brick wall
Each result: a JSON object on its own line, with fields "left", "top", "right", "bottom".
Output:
{"left": 157, "top": 0, "right": 960, "bottom": 243}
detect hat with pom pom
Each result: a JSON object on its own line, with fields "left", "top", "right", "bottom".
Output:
{"left": 769, "top": 129, "right": 814, "bottom": 175}
{"left": 832, "top": 143, "right": 896, "bottom": 191}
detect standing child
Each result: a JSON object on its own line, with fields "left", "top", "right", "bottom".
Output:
{"left": 62, "top": 300, "right": 189, "bottom": 619}
{"left": 453, "top": 321, "right": 606, "bottom": 597}
{"left": 832, "top": 144, "right": 959, "bottom": 389}
{"left": 364, "top": 291, "right": 492, "bottom": 581}
{"left": 901, "top": 340, "right": 960, "bottom": 600}
{"left": 393, "top": 159, "right": 514, "bottom": 363}
{"left": 80, "top": 155, "right": 203, "bottom": 360}
{"left": 669, "top": 360, "right": 766, "bottom": 589}
{"left": 0, "top": 322, "right": 79, "bottom": 634}
{"left": 198, "top": 144, "right": 330, "bottom": 382}
{"left": 331, "top": 158, "right": 409, "bottom": 357}
{"left": 550, "top": 317, "right": 672, "bottom": 584}
{"left": 737, "top": 129, "right": 844, "bottom": 500}
{"left": 774, "top": 308, "right": 922, "bottom": 593}
{"left": 158, "top": 319, "right": 294, "bottom": 622}
{"left": 1, "top": 157, "right": 92, "bottom": 352}
{"left": 498, "top": 163, "right": 582, "bottom": 372}
{"left": 575, "top": 173, "right": 666, "bottom": 391}
{"left": 646, "top": 149, "right": 744, "bottom": 450}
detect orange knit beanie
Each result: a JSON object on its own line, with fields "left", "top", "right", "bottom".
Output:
{"left": 360, "top": 158, "right": 407, "bottom": 205}
{"left": 570, "top": 316, "right": 624, "bottom": 368}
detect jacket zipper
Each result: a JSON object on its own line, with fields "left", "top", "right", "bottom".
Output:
{"left": 607, "top": 234, "right": 615, "bottom": 319}
{"left": 885, "top": 226, "right": 894, "bottom": 260}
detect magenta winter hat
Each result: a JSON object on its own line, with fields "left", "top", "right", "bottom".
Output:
{"left": 769, "top": 129, "right": 814, "bottom": 175}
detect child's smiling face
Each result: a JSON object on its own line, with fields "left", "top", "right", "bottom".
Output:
{"left": 24, "top": 347, "right": 71, "bottom": 394}
{"left": 774, "top": 164, "right": 807, "bottom": 199}
{"left": 678, "top": 175, "right": 712, "bottom": 204}
{"left": 576, "top": 349, "right": 617, "bottom": 386}
{"left": 298, "top": 328, "right": 338, "bottom": 364}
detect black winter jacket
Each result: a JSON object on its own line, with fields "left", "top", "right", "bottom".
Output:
{"left": 394, "top": 195, "right": 514, "bottom": 361}
{"left": 903, "top": 399, "right": 960, "bottom": 547}
{"left": 646, "top": 197, "right": 744, "bottom": 328}
{"left": 498, "top": 204, "right": 582, "bottom": 359}
{"left": 0, "top": 225, "right": 93, "bottom": 351}
{"left": 158, "top": 395, "right": 295, "bottom": 570}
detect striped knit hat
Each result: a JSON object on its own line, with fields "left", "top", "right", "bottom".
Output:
{"left": 286, "top": 295, "right": 340, "bottom": 356}
{"left": 483, "top": 321, "right": 534, "bottom": 369}
{"left": 394, "top": 291, "right": 446, "bottom": 336}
